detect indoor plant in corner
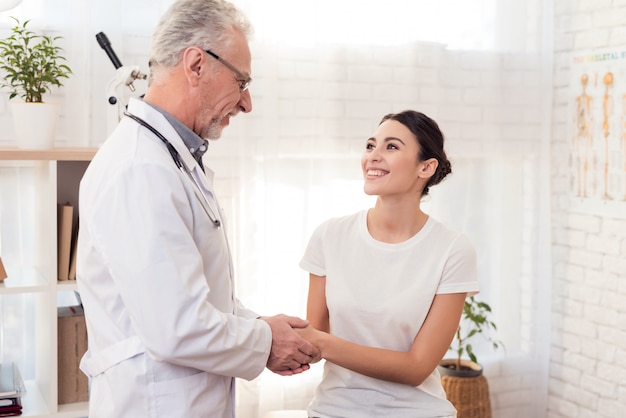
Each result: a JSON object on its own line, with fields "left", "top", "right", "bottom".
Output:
{"left": 0, "top": 16, "right": 72, "bottom": 148}
{"left": 438, "top": 296, "right": 504, "bottom": 418}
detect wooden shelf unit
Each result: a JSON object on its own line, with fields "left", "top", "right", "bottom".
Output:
{"left": 0, "top": 147, "right": 96, "bottom": 418}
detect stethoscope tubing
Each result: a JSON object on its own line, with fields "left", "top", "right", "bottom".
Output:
{"left": 123, "top": 111, "right": 222, "bottom": 228}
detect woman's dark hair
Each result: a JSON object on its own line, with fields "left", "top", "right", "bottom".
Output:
{"left": 380, "top": 110, "right": 451, "bottom": 196}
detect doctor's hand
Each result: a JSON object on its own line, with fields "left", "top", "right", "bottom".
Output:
{"left": 260, "top": 314, "right": 321, "bottom": 376}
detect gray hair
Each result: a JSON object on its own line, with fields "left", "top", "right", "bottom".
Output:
{"left": 149, "top": 0, "right": 252, "bottom": 74}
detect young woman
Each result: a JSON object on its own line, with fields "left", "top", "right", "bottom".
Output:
{"left": 297, "top": 110, "right": 479, "bottom": 418}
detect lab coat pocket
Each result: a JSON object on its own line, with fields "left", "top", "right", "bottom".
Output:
{"left": 153, "top": 370, "right": 225, "bottom": 417}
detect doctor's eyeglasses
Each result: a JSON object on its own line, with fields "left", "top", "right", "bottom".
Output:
{"left": 204, "top": 49, "right": 252, "bottom": 92}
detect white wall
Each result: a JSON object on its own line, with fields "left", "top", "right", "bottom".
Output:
{"left": 551, "top": 1, "right": 626, "bottom": 417}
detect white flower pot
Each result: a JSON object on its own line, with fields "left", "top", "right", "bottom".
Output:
{"left": 10, "top": 102, "right": 59, "bottom": 149}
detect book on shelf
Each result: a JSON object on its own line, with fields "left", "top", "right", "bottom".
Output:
{"left": 0, "top": 398, "right": 20, "bottom": 407}
{"left": 58, "top": 304, "right": 89, "bottom": 404}
{"left": 68, "top": 223, "right": 79, "bottom": 281}
{"left": 57, "top": 202, "right": 74, "bottom": 281}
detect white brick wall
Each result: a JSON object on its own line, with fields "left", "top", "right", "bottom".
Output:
{"left": 551, "top": 1, "right": 626, "bottom": 417}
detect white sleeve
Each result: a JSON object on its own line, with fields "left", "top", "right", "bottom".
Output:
{"left": 299, "top": 221, "right": 328, "bottom": 277}
{"left": 436, "top": 233, "right": 480, "bottom": 296}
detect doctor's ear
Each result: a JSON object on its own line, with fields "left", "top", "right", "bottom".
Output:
{"left": 182, "top": 47, "right": 204, "bottom": 82}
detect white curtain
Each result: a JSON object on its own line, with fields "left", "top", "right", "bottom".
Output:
{"left": 0, "top": 1, "right": 553, "bottom": 417}
{"left": 219, "top": 1, "right": 554, "bottom": 417}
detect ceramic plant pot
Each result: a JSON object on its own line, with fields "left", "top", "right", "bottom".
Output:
{"left": 11, "top": 101, "right": 59, "bottom": 149}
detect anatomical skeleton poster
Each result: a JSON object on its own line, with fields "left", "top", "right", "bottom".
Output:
{"left": 569, "top": 48, "right": 626, "bottom": 218}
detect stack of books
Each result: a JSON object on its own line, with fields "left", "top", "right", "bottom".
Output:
{"left": 0, "top": 362, "right": 25, "bottom": 417}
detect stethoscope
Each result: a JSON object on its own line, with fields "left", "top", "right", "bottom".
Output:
{"left": 124, "top": 111, "right": 222, "bottom": 228}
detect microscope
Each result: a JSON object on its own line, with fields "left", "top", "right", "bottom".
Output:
{"left": 95, "top": 32, "right": 147, "bottom": 130}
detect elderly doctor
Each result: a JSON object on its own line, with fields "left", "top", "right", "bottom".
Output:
{"left": 76, "top": 1, "right": 320, "bottom": 417}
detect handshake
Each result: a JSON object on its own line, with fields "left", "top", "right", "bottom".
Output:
{"left": 260, "top": 314, "right": 323, "bottom": 376}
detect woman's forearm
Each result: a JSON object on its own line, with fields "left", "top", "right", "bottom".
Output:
{"left": 299, "top": 293, "right": 467, "bottom": 386}
{"left": 316, "top": 331, "right": 431, "bottom": 386}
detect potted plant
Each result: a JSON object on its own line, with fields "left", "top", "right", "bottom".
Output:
{"left": 0, "top": 16, "right": 72, "bottom": 148}
{"left": 438, "top": 296, "right": 503, "bottom": 418}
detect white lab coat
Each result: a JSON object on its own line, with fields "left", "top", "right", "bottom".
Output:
{"left": 76, "top": 98, "right": 272, "bottom": 418}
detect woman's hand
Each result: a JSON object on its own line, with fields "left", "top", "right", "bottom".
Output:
{"left": 295, "top": 325, "right": 326, "bottom": 363}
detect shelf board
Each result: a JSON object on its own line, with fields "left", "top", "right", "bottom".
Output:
{"left": 20, "top": 380, "right": 48, "bottom": 417}
{"left": 57, "top": 280, "right": 79, "bottom": 292}
{"left": 56, "top": 401, "right": 89, "bottom": 418}
{"left": 0, "top": 267, "right": 49, "bottom": 294}
{"left": 0, "top": 147, "right": 98, "bottom": 161}
{"left": 19, "top": 377, "right": 88, "bottom": 418}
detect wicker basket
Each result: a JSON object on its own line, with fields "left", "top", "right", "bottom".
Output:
{"left": 441, "top": 374, "right": 492, "bottom": 418}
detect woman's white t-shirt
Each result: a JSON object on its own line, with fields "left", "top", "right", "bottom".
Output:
{"left": 299, "top": 210, "right": 480, "bottom": 418}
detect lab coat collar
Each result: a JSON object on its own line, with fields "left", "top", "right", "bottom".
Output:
{"left": 126, "top": 98, "right": 209, "bottom": 180}
{"left": 143, "top": 100, "right": 209, "bottom": 168}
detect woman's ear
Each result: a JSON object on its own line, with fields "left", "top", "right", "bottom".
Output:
{"left": 419, "top": 158, "right": 439, "bottom": 179}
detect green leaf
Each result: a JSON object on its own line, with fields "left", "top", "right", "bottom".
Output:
{"left": 0, "top": 17, "right": 72, "bottom": 102}
{"left": 448, "top": 296, "right": 504, "bottom": 366}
